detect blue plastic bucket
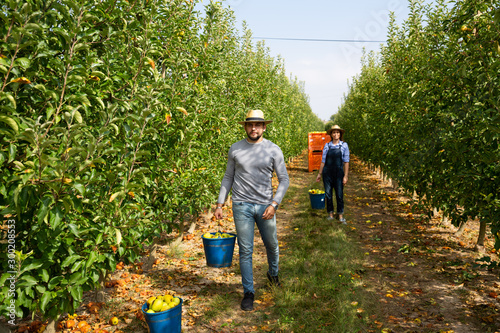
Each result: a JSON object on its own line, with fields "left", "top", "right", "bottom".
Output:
{"left": 141, "top": 299, "right": 183, "bottom": 333}
{"left": 202, "top": 232, "right": 237, "bottom": 267}
{"left": 309, "top": 192, "right": 325, "bottom": 209}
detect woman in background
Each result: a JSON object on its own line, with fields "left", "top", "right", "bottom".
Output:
{"left": 316, "top": 125, "right": 350, "bottom": 224}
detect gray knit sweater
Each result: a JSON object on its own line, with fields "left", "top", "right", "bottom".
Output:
{"left": 217, "top": 138, "right": 289, "bottom": 206}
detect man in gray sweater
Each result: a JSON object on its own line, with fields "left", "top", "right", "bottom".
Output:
{"left": 215, "top": 110, "right": 290, "bottom": 311}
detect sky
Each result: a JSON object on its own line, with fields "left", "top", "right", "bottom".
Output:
{"left": 199, "top": 0, "right": 436, "bottom": 121}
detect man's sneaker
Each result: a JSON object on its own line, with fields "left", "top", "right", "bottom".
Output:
{"left": 267, "top": 272, "right": 281, "bottom": 287}
{"left": 241, "top": 292, "right": 254, "bottom": 311}
{"left": 339, "top": 217, "right": 347, "bottom": 225}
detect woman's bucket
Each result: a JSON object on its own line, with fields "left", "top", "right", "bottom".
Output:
{"left": 309, "top": 192, "right": 325, "bottom": 209}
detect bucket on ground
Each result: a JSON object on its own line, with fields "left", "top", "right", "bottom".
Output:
{"left": 141, "top": 298, "right": 183, "bottom": 333}
{"left": 309, "top": 192, "right": 325, "bottom": 209}
{"left": 202, "top": 232, "right": 237, "bottom": 267}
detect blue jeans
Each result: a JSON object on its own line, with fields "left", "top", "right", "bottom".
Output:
{"left": 232, "top": 201, "right": 279, "bottom": 294}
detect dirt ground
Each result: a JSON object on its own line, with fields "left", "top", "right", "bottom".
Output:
{"left": 346, "top": 155, "right": 500, "bottom": 333}
{"left": 6, "top": 151, "right": 500, "bottom": 333}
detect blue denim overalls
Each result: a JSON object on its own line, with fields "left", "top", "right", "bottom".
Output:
{"left": 322, "top": 143, "right": 344, "bottom": 214}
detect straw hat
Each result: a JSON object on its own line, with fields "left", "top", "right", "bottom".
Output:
{"left": 237, "top": 110, "right": 273, "bottom": 125}
{"left": 326, "top": 124, "right": 345, "bottom": 136}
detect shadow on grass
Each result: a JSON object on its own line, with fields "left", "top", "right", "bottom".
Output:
{"left": 268, "top": 177, "right": 378, "bottom": 332}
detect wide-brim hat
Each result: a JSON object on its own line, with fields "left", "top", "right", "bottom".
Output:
{"left": 237, "top": 110, "right": 273, "bottom": 125}
{"left": 327, "top": 124, "right": 345, "bottom": 135}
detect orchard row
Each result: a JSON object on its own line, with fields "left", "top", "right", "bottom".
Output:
{"left": 0, "top": 0, "right": 324, "bottom": 320}
{"left": 337, "top": 1, "right": 500, "bottom": 250}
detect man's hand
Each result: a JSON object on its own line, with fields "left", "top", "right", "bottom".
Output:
{"left": 262, "top": 205, "right": 275, "bottom": 220}
{"left": 214, "top": 207, "right": 223, "bottom": 219}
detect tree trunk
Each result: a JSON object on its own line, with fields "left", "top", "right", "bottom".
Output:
{"left": 94, "top": 271, "right": 107, "bottom": 302}
{"left": 142, "top": 243, "right": 159, "bottom": 270}
{"left": 475, "top": 219, "right": 487, "bottom": 253}
{"left": 455, "top": 220, "right": 467, "bottom": 236}
{"left": 441, "top": 214, "right": 450, "bottom": 227}
{"left": 45, "top": 320, "right": 55, "bottom": 333}
{"left": 386, "top": 177, "right": 392, "bottom": 187}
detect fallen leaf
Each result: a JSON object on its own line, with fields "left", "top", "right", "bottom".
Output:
{"left": 388, "top": 315, "right": 399, "bottom": 323}
{"left": 176, "top": 107, "right": 188, "bottom": 116}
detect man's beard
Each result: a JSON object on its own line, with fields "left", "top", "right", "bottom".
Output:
{"left": 247, "top": 133, "right": 262, "bottom": 142}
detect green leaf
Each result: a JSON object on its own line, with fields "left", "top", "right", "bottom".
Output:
{"left": 0, "top": 273, "right": 10, "bottom": 285}
{"left": 115, "top": 228, "right": 122, "bottom": 245}
{"left": 49, "top": 206, "right": 63, "bottom": 230}
{"left": 85, "top": 251, "right": 97, "bottom": 270}
{"left": 67, "top": 223, "right": 80, "bottom": 237}
{"left": 74, "top": 110, "right": 83, "bottom": 123}
{"left": 95, "top": 97, "right": 105, "bottom": 109}
{"left": 73, "top": 182, "right": 85, "bottom": 195}
{"left": 19, "top": 261, "right": 43, "bottom": 275}
{"left": 110, "top": 123, "right": 119, "bottom": 135}
{"left": 0, "top": 115, "right": 19, "bottom": 133}
{"left": 40, "top": 269, "right": 50, "bottom": 283}
{"left": 0, "top": 92, "right": 16, "bottom": 108}
{"left": 8, "top": 143, "right": 16, "bottom": 163}
{"left": 108, "top": 191, "right": 124, "bottom": 202}
{"left": 19, "top": 275, "right": 38, "bottom": 287}
{"left": 90, "top": 269, "right": 100, "bottom": 283}
{"left": 69, "top": 285, "right": 83, "bottom": 301}
{"left": 61, "top": 255, "right": 81, "bottom": 268}
{"left": 95, "top": 232, "right": 103, "bottom": 245}
{"left": 68, "top": 272, "right": 85, "bottom": 285}
{"left": 73, "top": 42, "right": 88, "bottom": 53}
{"left": 24, "top": 23, "right": 42, "bottom": 31}
{"left": 14, "top": 57, "right": 31, "bottom": 69}
{"left": 40, "top": 291, "right": 52, "bottom": 313}
{"left": 71, "top": 260, "right": 84, "bottom": 273}
{"left": 36, "top": 285, "right": 46, "bottom": 294}
{"left": 53, "top": 27, "right": 70, "bottom": 44}
{"left": 47, "top": 276, "right": 64, "bottom": 290}
{"left": 38, "top": 196, "right": 52, "bottom": 223}
{"left": 46, "top": 107, "right": 55, "bottom": 120}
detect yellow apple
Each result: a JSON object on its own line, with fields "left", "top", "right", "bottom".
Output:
{"left": 151, "top": 299, "right": 164, "bottom": 312}
{"left": 147, "top": 296, "right": 156, "bottom": 307}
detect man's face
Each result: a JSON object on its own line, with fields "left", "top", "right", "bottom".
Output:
{"left": 245, "top": 122, "right": 266, "bottom": 142}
